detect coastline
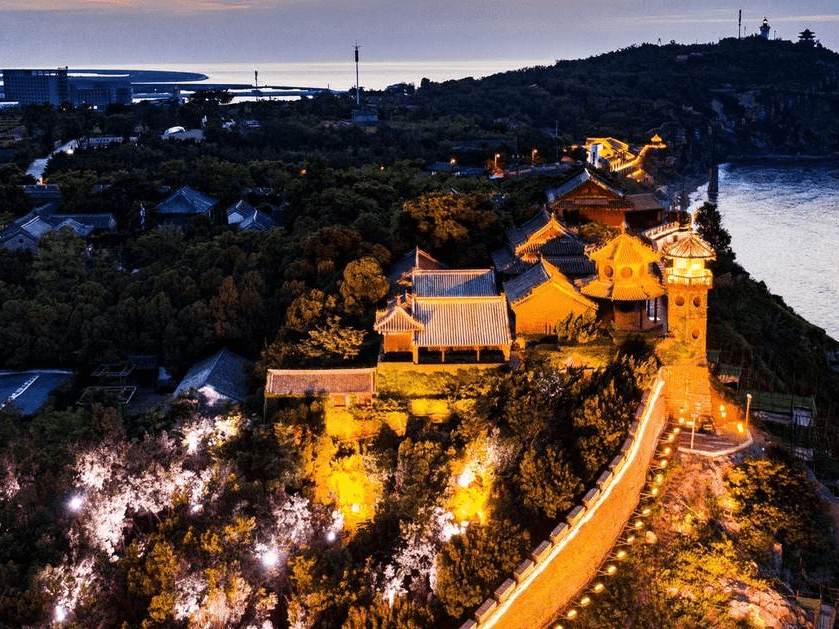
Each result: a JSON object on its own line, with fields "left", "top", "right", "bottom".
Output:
{"left": 690, "top": 159, "right": 839, "bottom": 346}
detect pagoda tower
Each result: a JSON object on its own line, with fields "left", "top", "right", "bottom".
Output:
{"left": 662, "top": 233, "right": 715, "bottom": 359}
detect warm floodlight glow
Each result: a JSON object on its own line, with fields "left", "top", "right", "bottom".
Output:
{"left": 326, "top": 531, "right": 337, "bottom": 542}
{"left": 663, "top": 446, "right": 672, "bottom": 456}
{"left": 655, "top": 473, "right": 664, "bottom": 485}
{"left": 666, "top": 434, "right": 675, "bottom": 443}
{"left": 55, "top": 605, "right": 67, "bottom": 622}
{"left": 605, "top": 564, "right": 617, "bottom": 574}
{"left": 616, "top": 550, "right": 627, "bottom": 559}
{"left": 261, "top": 549, "right": 279, "bottom": 568}
{"left": 678, "top": 416, "right": 685, "bottom": 425}
{"left": 457, "top": 468, "right": 474, "bottom": 488}
{"left": 659, "top": 459, "right": 669, "bottom": 468}
{"left": 626, "top": 535, "right": 636, "bottom": 544}
{"left": 650, "top": 487, "right": 660, "bottom": 497}
{"left": 642, "top": 507, "right": 651, "bottom": 516}
{"left": 737, "top": 422, "right": 745, "bottom": 434}
{"left": 567, "top": 609, "right": 578, "bottom": 619}
{"left": 351, "top": 503, "right": 361, "bottom": 514}
{"left": 593, "top": 582, "right": 605, "bottom": 593}
{"left": 579, "top": 596, "right": 591, "bottom": 607}
{"left": 68, "top": 495, "right": 84, "bottom": 512}
{"left": 634, "top": 519, "right": 644, "bottom": 530}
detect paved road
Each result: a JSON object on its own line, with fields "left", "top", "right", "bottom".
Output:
{"left": 482, "top": 380, "right": 668, "bottom": 629}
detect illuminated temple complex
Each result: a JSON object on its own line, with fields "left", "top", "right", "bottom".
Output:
{"left": 351, "top": 138, "right": 708, "bottom": 368}
{"left": 373, "top": 165, "right": 714, "bottom": 363}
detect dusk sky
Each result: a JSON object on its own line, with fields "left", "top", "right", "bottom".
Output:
{"left": 2, "top": 1, "right": 838, "bottom": 73}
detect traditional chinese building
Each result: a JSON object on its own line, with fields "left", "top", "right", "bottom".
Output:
{"left": 491, "top": 207, "right": 593, "bottom": 280}
{"left": 581, "top": 230, "right": 665, "bottom": 331}
{"left": 504, "top": 258, "right": 597, "bottom": 335}
{"left": 375, "top": 269, "right": 512, "bottom": 363}
{"left": 547, "top": 168, "right": 664, "bottom": 229}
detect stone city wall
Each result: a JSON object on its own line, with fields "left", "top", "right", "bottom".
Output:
{"left": 459, "top": 372, "right": 669, "bottom": 629}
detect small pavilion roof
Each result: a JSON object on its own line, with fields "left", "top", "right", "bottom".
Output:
{"left": 374, "top": 302, "right": 424, "bottom": 333}
{"left": 506, "top": 208, "right": 564, "bottom": 250}
{"left": 588, "top": 230, "right": 661, "bottom": 266}
{"left": 662, "top": 233, "right": 716, "bottom": 259}
{"left": 412, "top": 269, "right": 497, "bottom": 298}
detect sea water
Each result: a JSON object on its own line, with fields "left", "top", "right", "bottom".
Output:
{"left": 710, "top": 160, "right": 839, "bottom": 340}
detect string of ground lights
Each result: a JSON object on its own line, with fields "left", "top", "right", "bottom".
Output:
{"left": 553, "top": 420, "right": 681, "bottom": 628}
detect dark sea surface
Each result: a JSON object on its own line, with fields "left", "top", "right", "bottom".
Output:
{"left": 713, "top": 160, "right": 839, "bottom": 340}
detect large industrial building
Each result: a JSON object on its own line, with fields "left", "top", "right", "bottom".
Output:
{"left": 2, "top": 68, "right": 132, "bottom": 108}
{"left": 2, "top": 68, "right": 69, "bottom": 106}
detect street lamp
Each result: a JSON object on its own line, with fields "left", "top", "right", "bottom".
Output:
{"left": 531, "top": 148, "right": 538, "bottom": 164}
{"left": 494, "top": 153, "right": 501, "bottom": 170}
{"left": 745, "top": 393, "right": 752, "bottom": 430}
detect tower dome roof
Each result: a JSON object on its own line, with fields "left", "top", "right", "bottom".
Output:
{"left": 662, "top": 233, "right": 715, "bottom": 260}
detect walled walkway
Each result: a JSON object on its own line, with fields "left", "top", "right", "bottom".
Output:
{"left": 477, "top": 378, "right": 668, "bottom": 629}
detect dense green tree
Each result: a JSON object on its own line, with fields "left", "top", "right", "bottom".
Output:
{"left": 515, "top": 444, "right": 582, "bottom": 518}
{"left": 436, "top": 519, "right": 530, "bottom": 619}
{"left": 339, "top": 257, "right": 390, "bottom": 317}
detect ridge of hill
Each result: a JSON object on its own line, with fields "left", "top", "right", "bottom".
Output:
{"left": 414, "top": 37, "right": 839, "bottom": 170}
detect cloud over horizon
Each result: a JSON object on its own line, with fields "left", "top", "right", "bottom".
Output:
{"left": 0, "top": 0, "right": 836, "bottom": 70}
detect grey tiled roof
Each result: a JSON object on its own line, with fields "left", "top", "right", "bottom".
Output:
{"left": 491, "top": 247, "right": 524, "bottom": 274}
{"left": 545, "top": 256, "right": 595, "bottom": 277}
{"left": 157, "top": 186, "right": 218, "bottom": 216}
{"left": 226, "top": 199, "right": 257, "bottom": 223}
{"left": 413, "top": 297, "right": 512, "bottom": 348}
{"left": 506, "top": 208, "right": 552, "bottom": 250}
{"left": 386, "top": 247, "right": 445, "bottom": 287}
{"left": 504, "top": 261, "right": 551, "bottom": 305}
{"left": 626, "top": 193, "right": 665, "bottom": 212}
{"left": 174, "top": 348, "right": 250, "bottom": 403}
{"left": 235, "top": 209, "right": 276, "bottom": 231}
{"left": 412, "top": 269, "right": 497, "bottom": 298}
{"left": 1, "top": 210, "right": 116, "bottom": 247}
{"left": 266, "top": 368, "right": 377, "bottom": 395}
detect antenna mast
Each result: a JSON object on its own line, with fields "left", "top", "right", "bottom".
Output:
{"left": 354, "top": 43, "right": 361, "bottom": 107}
{"left": 738, "top": 9, "right": 742, "bottom": 39}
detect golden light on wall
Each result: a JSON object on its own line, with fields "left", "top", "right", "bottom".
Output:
{"left": 447, "top": 450, "right": 494, "bottom": 525}
{"left": 314, "top": 452, "right": 381, "bottom": 533}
